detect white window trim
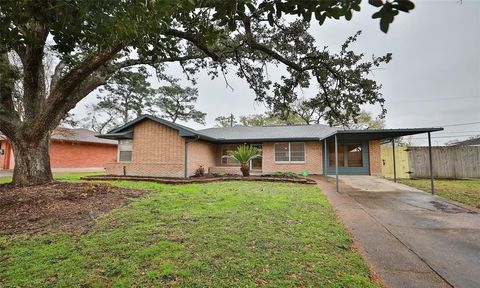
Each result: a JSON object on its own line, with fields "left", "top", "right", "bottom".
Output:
{"left": 118, "top": 139, "right": 133, "bottom": 162}
{"left": 274, "top": 142, "right": 306, "bottom": 164}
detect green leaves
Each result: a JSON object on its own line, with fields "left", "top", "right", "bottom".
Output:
{"left": 371, "top": 0, "right": 414, "bottom": 33}
{"left": 226, "top": 144, "right": 261, "bottom": 164}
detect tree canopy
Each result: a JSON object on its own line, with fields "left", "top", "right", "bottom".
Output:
{"left": 0, "top": 0, "right": 414, "bottom": 186}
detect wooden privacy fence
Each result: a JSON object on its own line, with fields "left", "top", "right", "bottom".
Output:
{"left": 381, "top": 146, "right": 410, "bottom": 178}
{"left": 407, "top": 146, "right": 480, "bottom": 179}
{"left": 381, "top": 145, "right": 480, "bottom": 179}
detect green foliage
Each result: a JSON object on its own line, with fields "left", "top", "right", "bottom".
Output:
{"left": 271, "top": 171, "right": 299, "bottom": 178}
{"left": 215, "top": 114, "right": 238, "bottom": 127}
{"left": 225, "top": 144, "right": 261, "bottom": 164}
{"left": 0, "top": 181, "right": 379, "bottom": 287}
{"left": 153, "top": 80, "right": 206, "bottom": 124}
{"left": 344, "top": 110, "right": 386, "bottom": 129}
{"left": 239, "top": 113, "right": 305, "bottom": 126}
{"left": 98, "top": 68, "right": 155, "bottom": 124}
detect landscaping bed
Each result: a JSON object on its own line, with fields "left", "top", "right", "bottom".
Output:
{"left": 0, "top": 182, "right": 144, "bottom": 235}
{"left": 81, "top": 174, "right": 317, "bottom": 184}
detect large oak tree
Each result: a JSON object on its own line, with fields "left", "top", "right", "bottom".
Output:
{"left": 0, "top": 0, "right": 414, "bottom": 186}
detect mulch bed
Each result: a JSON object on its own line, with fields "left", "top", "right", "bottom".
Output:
{"left": 81, "top": 175, "right": 317, "bottom": 185}
{"left": 0, "top": 182, "right": 144, "bottom": 235}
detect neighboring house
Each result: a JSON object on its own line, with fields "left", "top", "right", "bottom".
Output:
{"left": 0, "top": 128, "right": 117, "bottom": 170}
{"left": 98, "top": 115, "right": 442, "bottom": 178}
{"left": 452, "top": 137, "right": 480, "bottom": 146}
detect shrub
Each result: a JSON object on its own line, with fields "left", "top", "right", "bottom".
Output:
{"left": 194, "top": 165, "right": 205, "bottom": 177}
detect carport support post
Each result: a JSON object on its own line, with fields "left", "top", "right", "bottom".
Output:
{"left": 428, "top": 132, "right": 435, "bottom": 195}
{"left": 335, "top": 134, "right": 339, "bottom": 192}
{"left": 323, "top": 139, "right": 327, "bottom": 175}
{"left": 392, "top": 138, "right": 397, "bottom": 182}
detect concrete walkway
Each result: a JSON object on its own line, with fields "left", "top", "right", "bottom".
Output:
{"left": 314, "top": 175, "right": 480, "bottom": 288}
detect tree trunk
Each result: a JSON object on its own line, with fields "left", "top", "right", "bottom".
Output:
{"left": 11, "top": 134, "right": 53, "bottom": 186}
{"left": 240, "top": 163, "right": 250, "bottom": 177}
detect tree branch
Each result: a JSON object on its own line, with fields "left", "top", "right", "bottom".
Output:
{"left": 30, "top": 44, "right": 123, "bottom": 139}
{"left": 164, "top": 29, "right": 220, "bottom": 61}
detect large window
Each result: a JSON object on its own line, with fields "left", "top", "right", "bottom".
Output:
{"left": 328, "top": 143, "right": 363, "bottom": 167}
{"left": 118, "top": 139, "right": 133, "bottom": 162}
{"left": 275, "top": 142, "right": 305, "bottom": 163}
{"left": 347, "top": 144, "right": 363, "bottom": 167}
{"left": 221, "top": 144, "right": 240, "bottom": 165}
{"left": 328, "top": 143, "right": 344, "bottom": 167}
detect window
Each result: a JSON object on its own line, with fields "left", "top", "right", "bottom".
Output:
{"left": 347, "top": 144, "right": 363, "bottom": 167}
{"left": 221, "top": 144, "right": 240, "bottom": 165}
{"left": 118, "top": 140, "right": 132, "bottom": 162}
{"left": 328, "top": 143, "right": 344, "bottom": 167}
{"left": 274, "top": 142, "right": 305, "bottom": 163}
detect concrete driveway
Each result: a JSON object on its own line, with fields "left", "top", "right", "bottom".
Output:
{"left": 314, "top": 176, "right": 480, "bottom": 288}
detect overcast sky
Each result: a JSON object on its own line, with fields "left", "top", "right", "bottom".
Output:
{"left": 73, "top": 0, "right": 479, "bottom": 145}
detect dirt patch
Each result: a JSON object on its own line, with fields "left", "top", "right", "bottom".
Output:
{"left": 0, "top": 182, "right": 144, "bottom": 235}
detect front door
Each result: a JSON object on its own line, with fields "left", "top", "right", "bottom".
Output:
{"left": 325, "top": 142, "right": 370, "bottom": 175}
{"left": 250, "top": 144, "right": 262, "bottom": 171}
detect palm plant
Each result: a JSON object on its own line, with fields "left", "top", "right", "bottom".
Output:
{"left": 225, "top": 144, "right": 261, "bottom": 177}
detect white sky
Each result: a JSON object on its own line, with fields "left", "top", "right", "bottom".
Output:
{"left": 72, "top": 0, "right": 480, "bottom": 146}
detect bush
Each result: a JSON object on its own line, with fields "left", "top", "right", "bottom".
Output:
{"left": 194, "top": 165, "right": 205, "bottom": 177}
{"left": 267, "top": 172, "right": 299, "bottom": 179}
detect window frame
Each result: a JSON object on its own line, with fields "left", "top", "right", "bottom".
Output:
{"left": 274, "top": 142, "right": 306, "bottom": 164}
{"left": 220, "top": 144, "right": 240, "bottom": 166}
{"left": 118, "top": 139, "right": 133, "bottom": 162}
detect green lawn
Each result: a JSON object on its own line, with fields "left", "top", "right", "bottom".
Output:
{"left": 399, "top": 178, "right": 480, "bottom": 208}
{"left": 0, "top": 178, "right": 378, "bottom": 287}
{"left": 0, "top": 172, "right": 102, "bottom": 184}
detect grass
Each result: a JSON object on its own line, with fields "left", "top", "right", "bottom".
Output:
{"left": 0, "top": 172, "right": 102, "bottom": 184}
{"left": 399, "top": 178, "right": 480, "bottom": 208}
{"left": 0, "top": 179, "right": 378, "bottom": 287}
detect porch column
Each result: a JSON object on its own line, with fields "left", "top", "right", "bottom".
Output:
{"left": 428, "top": 132, "right": 435, "bottom": 194}
{"left": 323, "top": 139, "right": 327, "bottom": 175}
{"left": 335, "top": 134, "right": 339, "bottom": 192}
{"left": 392, "top": 138, "right": 397, "bottom": 182}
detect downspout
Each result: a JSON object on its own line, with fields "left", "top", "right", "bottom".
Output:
{"left": 184, "top": 136, "right": 200, "bottom": 178}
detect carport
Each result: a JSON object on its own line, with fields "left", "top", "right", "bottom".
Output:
{"left": 322, "top": 128, "right": 443, "bottom": 193}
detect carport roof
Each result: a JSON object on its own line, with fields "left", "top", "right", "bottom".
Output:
{"left": 329, "top": 128, "right": 444, "bottom": 141}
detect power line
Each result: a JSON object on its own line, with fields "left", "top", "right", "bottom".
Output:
{"left": 441, "top": 121, "right": 480, "bottom": 127}
{"left": 408, "top": 134, "right": 479, "bottom": 140}
{"left": 388, "top": 96, "right": 479, "bottom": 104}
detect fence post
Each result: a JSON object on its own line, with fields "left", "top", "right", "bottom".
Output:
{"left": 428, "top": 132, "right": 435, "bottom": 195}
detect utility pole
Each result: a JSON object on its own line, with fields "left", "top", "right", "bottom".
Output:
{"left": 230, "top": 114, "right": 234, "bottom": 127}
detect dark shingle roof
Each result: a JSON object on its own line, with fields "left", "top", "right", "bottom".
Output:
{"left": 197, "top": 124, "right": 337, "bottom": 142}
{"left": 52, "top": 128, "right": 117, "bottom": 145}
{"left": 0, "top": 128, "right": 117, "bottom": 145}
{"left": 452, "top": 137, "right": 480, "bottom": 146}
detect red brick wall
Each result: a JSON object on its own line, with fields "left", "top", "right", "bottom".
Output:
{"left": 369, "top": 140, "right": 382, "bottom": 176}
{"left": 0, "top": 141, "right": 13, "bottom": 169}
{"left": 187, "top": 140, "right": 217, "bottom": 176}
{"left": 262, "top": 141, "right": 323, "bottom": 175}
{"left": 132, "top": 120, "right": 185, "bottom": 163}
{"left": 50, "top": 141, "right": 117, "bottom": 168}
{"left": 106, "top": 119, "right": 186, "bottom": 177}
{"left": 105, "top": 162, "right": 185, "bottom": 177}
{"left": 1, "top": 140, "right": 115, "bottom": 169}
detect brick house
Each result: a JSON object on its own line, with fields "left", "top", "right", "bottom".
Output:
{"left": 0, "top": 128, "right": 117, "bottom": 170}
{"left": 98, "top": 115, "right": 441, "bottom": 177}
